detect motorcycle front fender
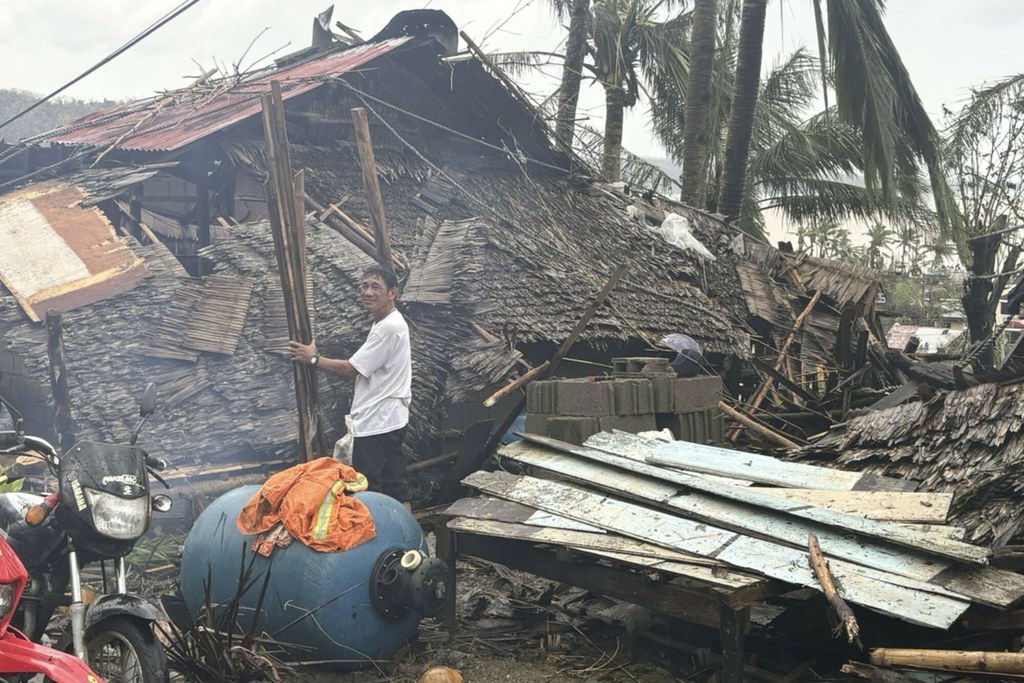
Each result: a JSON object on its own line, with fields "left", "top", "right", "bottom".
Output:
{"left": 84, "top": 593, "right": 167, "bottom": 631}
{"left": 0, "top": 632, "right": 104, "bottom": 682}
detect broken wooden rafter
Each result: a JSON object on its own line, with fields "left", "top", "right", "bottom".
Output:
{"left": 480, "top": 264, "right": 628, "bottom": 408}
{"left": 447, "top": 265, "right": 628, "bottom": 503}
{"left": 729, "top": 290, "right": 822, "bottom": 440}
{"left": 305, "top": 195, "right": 405, "bottom": 271}
{"left": 718, "top": 400, "right": 800, "bottom": 449}
{"left": 350, "top": 106, "right": 395, "bottom": 275}
{"left": 483, "top": 361, "right": 549, "bottom": 408}
{"left": 808, "top": 533, "right": 862, "bottom": 647}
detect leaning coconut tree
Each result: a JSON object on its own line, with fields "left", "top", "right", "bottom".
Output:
{"left": 713, "top": 0, "right": 958, "bottom": 239}
{"left": 942, "top": 74, "right": 1024, "bottom": 367}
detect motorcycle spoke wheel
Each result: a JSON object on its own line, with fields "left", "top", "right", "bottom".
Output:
{"left": 86, "top": 617, "right": 168, "bottom": 683}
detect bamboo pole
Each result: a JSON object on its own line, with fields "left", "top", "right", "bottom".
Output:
{"left": 729, "top": 290, "right": 821, "bottom": 440}
{"left": 808, "top": 533, "right": 862, "bottom": 647}
{"left": 718, "top": 400, "right": 799, "bottom": 450}
{"left": 350, "top": 107, "right": 394, "bottom": 274}
{"left": 869, "top": 648, "right": 1024, "bottom": 675}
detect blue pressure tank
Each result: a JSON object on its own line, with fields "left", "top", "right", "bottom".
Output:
{"left": 180, "top": 485, "right": 449, "bottom": 666}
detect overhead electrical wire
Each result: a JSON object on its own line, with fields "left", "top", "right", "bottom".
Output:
{"left": 0, "top": 0, "right": 205, "bottom": 133}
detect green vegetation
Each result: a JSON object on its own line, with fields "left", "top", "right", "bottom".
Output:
{"left": 0, "top": 89, "right": 123, "bottom": 144}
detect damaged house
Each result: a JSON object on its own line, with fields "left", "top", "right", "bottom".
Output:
{"left": 0, "top": 10, "right": 754, "bottom": 510}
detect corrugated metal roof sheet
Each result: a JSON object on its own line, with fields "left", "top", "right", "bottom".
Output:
{"left": 44, "top": 38, "right": 410, "bottom": 153}
{"left": 0, "top": 181, "right": 148, "bottom": 321}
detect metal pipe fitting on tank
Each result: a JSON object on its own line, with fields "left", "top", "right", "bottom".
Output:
{"left": 371, "top": 547, "right": 451, "bottom": 620}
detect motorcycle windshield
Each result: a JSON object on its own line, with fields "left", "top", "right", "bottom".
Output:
{"left": 60, "top": 440, "right": 147, "bottom": 499}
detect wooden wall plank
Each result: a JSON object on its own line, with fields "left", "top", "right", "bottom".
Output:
{"left": 463, "top": 471, "right": 969, "bottom": 629}
{"left": 513, "top": 436, "right": 988, "bottom": 565}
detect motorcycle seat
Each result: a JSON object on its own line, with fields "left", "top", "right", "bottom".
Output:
{"left": 0, "top": 492, "right": 45, "bottom": 530}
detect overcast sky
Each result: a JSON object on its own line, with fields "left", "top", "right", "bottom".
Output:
{"left": 4, "top": 0, "right": 1022, "bottom": 157}
{"left": 2, "top": 1, "right": 1022, "bottom": 242}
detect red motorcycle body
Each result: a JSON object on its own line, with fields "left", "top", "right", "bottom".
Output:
{"left": 0, "top": 534, "right": 104, "bottom": 682}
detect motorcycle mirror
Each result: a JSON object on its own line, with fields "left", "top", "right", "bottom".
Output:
{"left": 139, "top": 383, "right": 158, "bottom": 417}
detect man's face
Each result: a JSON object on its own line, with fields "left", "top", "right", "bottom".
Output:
{"left": 361, "top": 274, "right": 395, "bottom": 316}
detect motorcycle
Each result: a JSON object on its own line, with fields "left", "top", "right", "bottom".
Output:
{"left": 0, "top": 384, "right": 172, "bottom": 683}
{"left": 0, "top": 530, "right": 106, "bottom": 682}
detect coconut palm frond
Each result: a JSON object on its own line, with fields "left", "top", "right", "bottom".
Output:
{"left": 943, "top": 73, "right": 1024, "bottom": 159}
{"left": 488, "top": 51, "right": 564, "bottom": 79}
{"left": 824, "top": 0, "right": 938, "bottom": 194}
{"left": 761, "top": 176, "right": 933, "bottom": 228}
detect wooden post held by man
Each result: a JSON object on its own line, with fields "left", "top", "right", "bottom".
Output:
{"left": 261, "top": 80, "right": 325, "bottom": 461}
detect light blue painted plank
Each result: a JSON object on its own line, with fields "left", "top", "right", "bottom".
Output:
{"left": 585, "top": 431, "right": 911, "bottom": 491}
{"left": 519, "top": 434, "right": 988, "bottom": 566}
{"left": 463, "top": 470, "right": 969, "bottom": 630}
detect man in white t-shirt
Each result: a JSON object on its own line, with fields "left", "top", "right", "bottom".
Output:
{"left": 287, "top": 265, "right": 413, "bottom": 508}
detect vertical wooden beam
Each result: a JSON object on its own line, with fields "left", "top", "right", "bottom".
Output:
{"left": 197, "top": 171, "right": 211, "bottom": 275}
{"left": 350, "top": 107, "right": 394, "bottom": 274}
{"left": 719, "top": 604, "right": 750, "bottom": 683}
{"left": 129, "top": 184, "right": 143, "bottom": 242}
{"left": 435, "top": 522, "right": 458, "bottom": 633}
{"left": 45, "top": 310, "right": 75, "bottom": 451}
{"left": 262, "top": 80, "right": 324, "bottom": 461}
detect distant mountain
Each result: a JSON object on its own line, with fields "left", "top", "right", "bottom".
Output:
{"left": 0, "top": 89, "right": 124, "bottom": 145}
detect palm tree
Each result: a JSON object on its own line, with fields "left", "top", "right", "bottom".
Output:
{"left": 865, "top": 222, "right": 893, "bottom": 270}
{"left": 716, "top": 0, "right": 767, "bottom": 222}
{"left": 804, "top": 219, "right": 844, "bottom": 258}
{"left": 893, "top": 223, "right": 919, "bottom": 273}
{"left": 553, "top": 0, "right": 591, "bottom": 147}
{"left": 679, "top": 0, "right": 716, "bottom": 206}
{"left": 941, "top": 74, "right": 1024, "bottom": 364}
{"left": 588, "top": 0, "right": 691, "bottom": 181}
{"left": 653, "top": 45, "right": 930, "bottom": 240}
{"left": 717, "top": 0, "right": 953, "bottom": 234}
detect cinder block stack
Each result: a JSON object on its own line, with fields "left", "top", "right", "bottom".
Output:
{"left": 524, "top": 357, "right": 724, "bottom": 445}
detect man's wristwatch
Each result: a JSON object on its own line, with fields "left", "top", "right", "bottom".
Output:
{"left": 310, "top": 353, "right": 320, "bottom": 367}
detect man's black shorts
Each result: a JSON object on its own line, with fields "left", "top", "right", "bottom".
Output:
{"left": 352, "top": 427, "right": 408, "bottom": 502}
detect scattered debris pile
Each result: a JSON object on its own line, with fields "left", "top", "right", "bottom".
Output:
{"left": 795, "top": 377, "right": 1024, "bottom": 550}
{"left": 723, "top": 235, "right": 993, "bottom": 453}
{"left": 440, "top": 429, "right": 1024, "bottom": 681}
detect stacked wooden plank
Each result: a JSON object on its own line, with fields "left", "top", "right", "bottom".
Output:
{"left": 451, "top": 430, "right": 1024, "bottom": 630}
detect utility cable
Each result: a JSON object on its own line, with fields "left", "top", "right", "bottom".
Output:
{"left": 0, "top": 0, "right": 205, "bottom": 133}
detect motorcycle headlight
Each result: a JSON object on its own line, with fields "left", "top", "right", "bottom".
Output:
{"left": 83, "top": 488, "right": 149, "bottom": 540}
{"left": 0, "top": 581, "right": 17, "bottom": 619}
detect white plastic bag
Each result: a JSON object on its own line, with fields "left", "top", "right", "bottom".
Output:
{"left": 333, "top": 415, "right": 355, "bottom": 465}
{"left": 654, "top": 212, "right": 716, "bottom": 261}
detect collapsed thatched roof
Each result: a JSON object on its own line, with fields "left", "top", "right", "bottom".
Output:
{"left": 227, "top": 136, "right": 748, "bottom": 355}
{"left": 796, "top": 380, "right": 1024, "bottom": 546}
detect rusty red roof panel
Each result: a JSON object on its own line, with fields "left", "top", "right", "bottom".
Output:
{"left": 0, "top": 181, "right": 149, "bottom": 321}
{"left": 46, "top": 38, "right": 410, "bottom": 153}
